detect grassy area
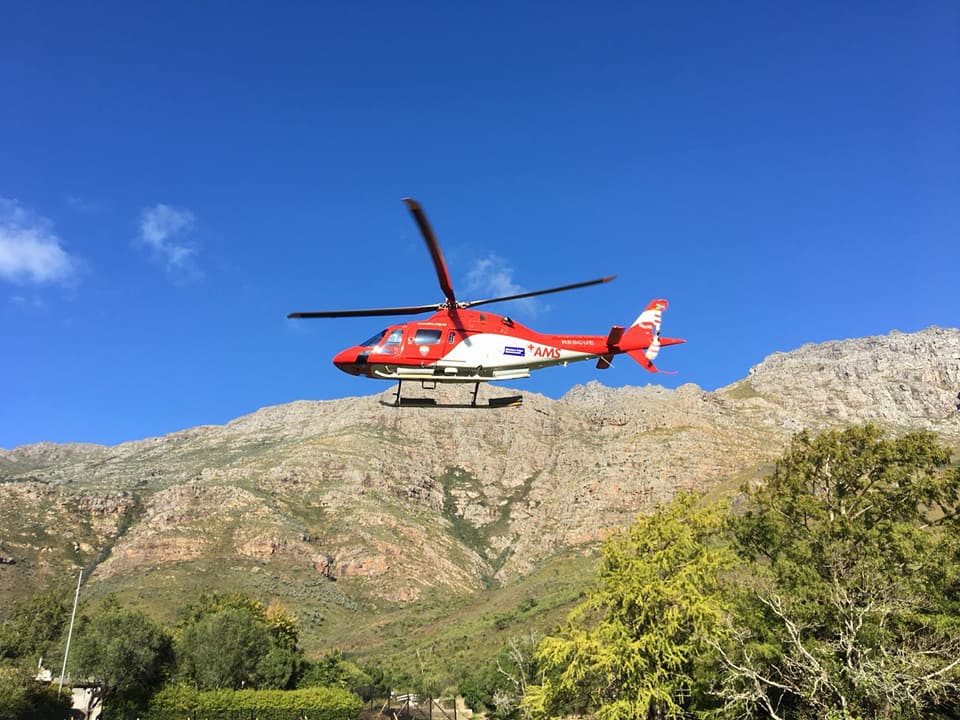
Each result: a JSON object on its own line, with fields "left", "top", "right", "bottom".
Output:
{"left": 71, "top": 543, "right": 596, "bottom": 685}
{"left": 721, "top": 379, "right": 764, "bottom": 400}
{"left": 326, "top": 550, "right": 597, "bottom": 678}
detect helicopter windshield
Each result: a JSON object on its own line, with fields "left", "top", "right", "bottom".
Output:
{"left": 360, "top": 329, "right": 388, "bottom": 347}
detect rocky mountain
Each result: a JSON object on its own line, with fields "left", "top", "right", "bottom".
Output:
{"left": 1, "top": 326, "right": 958, "bottom": 660}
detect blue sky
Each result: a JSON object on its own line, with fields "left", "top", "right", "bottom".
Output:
{"left": 2, "top": 2, "right": 958, "bottom": 448}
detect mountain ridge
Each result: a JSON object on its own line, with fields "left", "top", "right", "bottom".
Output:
{"left": 2, "top": 326, "right": 958, "bottom": 659}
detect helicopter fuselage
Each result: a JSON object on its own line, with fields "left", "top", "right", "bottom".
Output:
{"left": 333, "top": 308, "right": 611, "bottom": 383}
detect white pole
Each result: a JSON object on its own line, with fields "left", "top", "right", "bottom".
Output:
{"left": 58, "top": 569, "right": 82, "bottom": 695}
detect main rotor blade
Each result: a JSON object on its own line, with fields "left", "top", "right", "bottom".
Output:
{"left": 288, "top": 303, "right": 440, "bottom": 319}
{"left": 403, "top": 198, "right": 457, "bottom": 306}
{"left": 463, "top": 275, "right": 617, "bottom": 309}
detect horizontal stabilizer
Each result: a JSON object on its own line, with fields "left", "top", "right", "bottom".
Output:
{"left": 597, "top": 325, "right": 623, "bottom": 369}
{"left": 605, "top": 325, "right": 624, "bottom": 346}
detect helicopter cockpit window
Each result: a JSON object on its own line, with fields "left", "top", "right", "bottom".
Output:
{"left": 360, "top": 329, "right": 388, "bottom": 347}
{"left": 413, "top": 329, "right": 442, "bottom": 345}
{"left": 384, "top": 329, "right": 404, "bottom": 346}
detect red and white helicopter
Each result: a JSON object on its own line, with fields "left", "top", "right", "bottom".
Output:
{"left": 289, "top": 199, "right": 684, "bottom": 406}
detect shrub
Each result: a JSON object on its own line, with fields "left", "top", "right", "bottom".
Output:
{"left": 148, "top": 684, "right": 363, "bottom": 720}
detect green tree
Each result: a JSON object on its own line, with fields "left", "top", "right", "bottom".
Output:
{"left": 298, "top": 649, "right": 380, "bottom": 699}
{"left": 461, "top": 634, "right": 539, "bottom": 719}
{"left": 177, "top": 606, "right": 273, "bottom": 690}
{"left": 0, "top": 665, "right": 72, "bottom": 720}
{"left": 523, "top": 493, "right": 733, "bottom": 720}
{"left": 720, "top": 424, "right": 960, "bottom": 719}
{"left": 0, "top": 587, "right": 69, "bottom": 664}
{"left": 70, "top": 606, "right": 173, "bottom": 718}
{"left": 256, "top": 641, "right": 303, "bottom": 689}
{"left": 176, "top": 597, "right": 303, "bottom": 690}
{"left": 351, "top": 660, "right": 392, "bottom": 701}
{"left": 178, "top": 592, "right": 300, "bottom": 650}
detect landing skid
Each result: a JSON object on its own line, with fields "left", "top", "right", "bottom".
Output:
{"left": 487, "top": 394, "right": 523, "bottom": 408}
{"left": 390, "top": 380, "right": 522, "bottom": 408}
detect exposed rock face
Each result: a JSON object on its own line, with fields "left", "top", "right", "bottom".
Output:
{"left": 1, "top": 327, "right": 957, "bottom": 618}
{"left": 744, "top": 327, "right": 960, "bottom": 432}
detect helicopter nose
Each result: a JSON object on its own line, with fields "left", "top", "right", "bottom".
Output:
{"left": 333, "top": 348, "right": 362, "bottom": 375}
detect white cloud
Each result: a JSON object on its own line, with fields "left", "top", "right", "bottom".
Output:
{"left": 464, "top": 254, "right": 542, "bottom": 316}
{"left": 0, "top": 198, "right": 78, "bottom": 285}
{"left": 137, "top": 203, "right": 200, "bottom": 279}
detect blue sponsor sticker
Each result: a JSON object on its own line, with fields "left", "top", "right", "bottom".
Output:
{"left": 503, "top": 346, "right": 525, "bottom": 357}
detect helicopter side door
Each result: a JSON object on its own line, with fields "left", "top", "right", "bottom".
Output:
{"left": 406, "top": 325, "right": 446, "bottom": 365}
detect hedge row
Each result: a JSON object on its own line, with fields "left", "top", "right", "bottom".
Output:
{"left": 147, "top": 685, "right": 363, "bottom": 720}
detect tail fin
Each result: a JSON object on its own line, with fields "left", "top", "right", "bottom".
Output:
{"left": 616, "top": 299, "right": 684, "bottom": 373}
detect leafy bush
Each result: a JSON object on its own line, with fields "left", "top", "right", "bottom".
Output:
{"left": 148, "top": 684, "right": 362, "bottom": 720}
{"left": 297, "top": 650, "right": 386, "bottom": 701}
